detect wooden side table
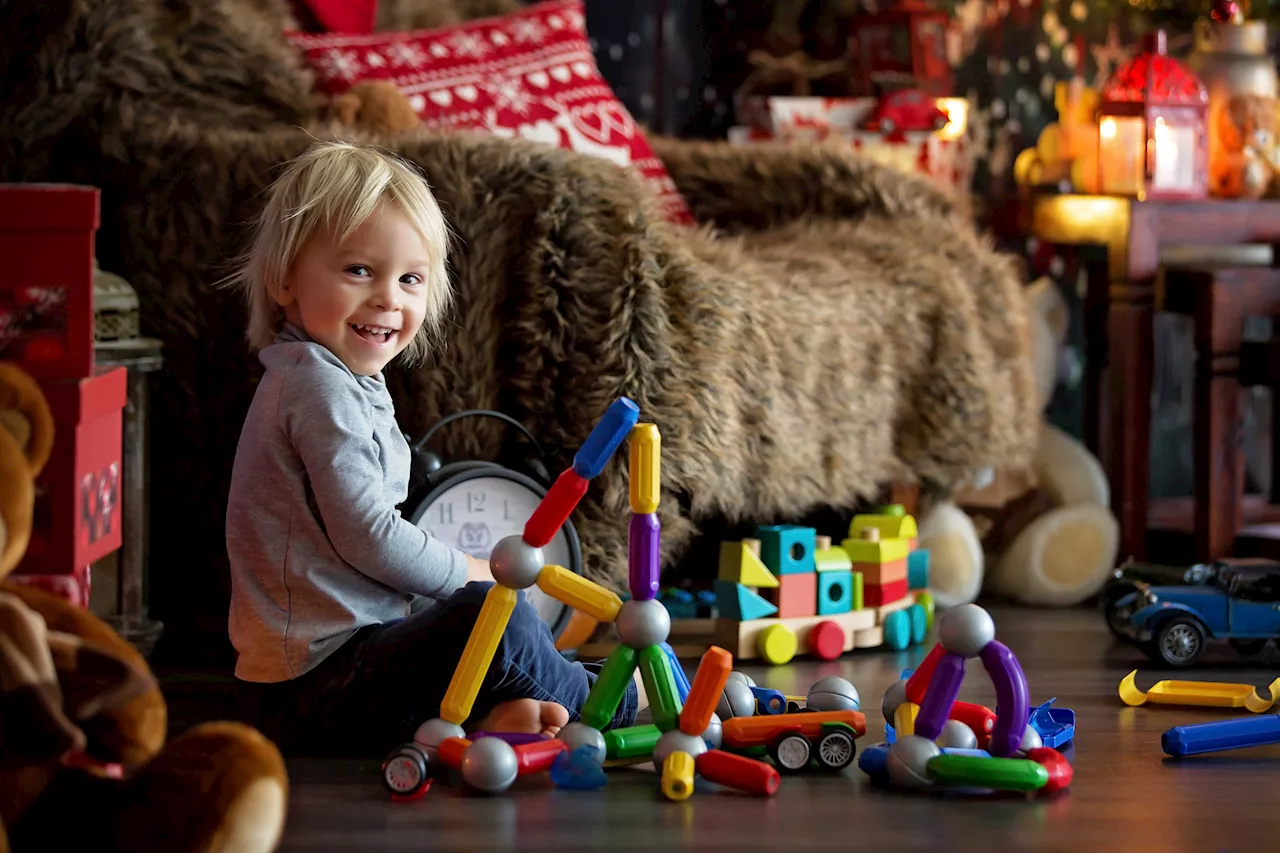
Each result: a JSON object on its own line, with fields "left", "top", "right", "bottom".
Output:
{"left": 95, "top": 337, "right": 165, "bottom": 656}
{"left": 991, "top": 194, "right": 1280, "bottom": 562}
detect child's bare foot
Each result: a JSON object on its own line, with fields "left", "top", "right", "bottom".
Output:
{"left": 473, "top": 699, "right": 569, "bottom": 738}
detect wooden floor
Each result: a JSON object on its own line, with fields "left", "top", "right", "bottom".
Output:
{"left": 274, "top": 604, "right": 1280, "bottom": 852}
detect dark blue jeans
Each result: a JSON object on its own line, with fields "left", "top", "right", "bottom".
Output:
{"left": 237, "top": 581, "right": 638, "bottom": 757}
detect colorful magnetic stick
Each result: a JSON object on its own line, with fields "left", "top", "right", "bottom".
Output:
{"left": 1119, "top": 670, "right": 1280, "bottom": 712}
{"left": 981, "top": 640, "right": 1030, "bottom": 757}
{"left": 661, "top": 751, "right": 696, "bottom": 801}
{"left": 629, "top": 422, "right": 661, "bottom": 514}
{"left": 440, "top": 584, "right": 518, "bottom": 724}
{"left": 536, "top": 563, "right": 623, "bottom": 621}
{"left": 1025, "top": 747, "right": 1073, "bottom": 792}
{"left": 661, "top": 642, "right": 692, "bottom": 703}
{"left": 639, "top": 644, "right": 684, "bottom": 732}
{"left": 573, "top": 397, "right": 640, "bottom": 479}
{"left": 523, "top": 469, "right": 589, "bottom": 548}
{"left": 604, "top": 724, "right": 663, "bottom": 760}
{"left": 1162, "top": 713, "right": 1280, "bottom": 757}
{"left": 680, "top": 646, "right": 734, "bottom": 736}
{"left": 514, "top": 739, "right": 570, "bottom": 775}
{"left": 926, "top": 754, "right": 1047, "bottom": 792}
{"left": 695, "top": 750, "right": 780, "bottom": 797}
{"left": 915, "top": 653, "right": 965, "bottom": 740}
{"left": 581, "top": 645, "right": 639, "bottom": 729}
{"left": 628, "top": 513, "right": 661, "bottom": 601}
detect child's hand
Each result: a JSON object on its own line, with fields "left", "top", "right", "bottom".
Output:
{"left": 466, "top": 554, "right": 494, "bottom": 585}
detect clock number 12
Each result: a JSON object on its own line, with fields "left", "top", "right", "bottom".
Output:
{"left": 467, "top": 491, "right": 485, "bottom": 513}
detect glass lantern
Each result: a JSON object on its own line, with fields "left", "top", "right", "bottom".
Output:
{"left": 1097, "top": 30, "right": 1209, "bottom": 200}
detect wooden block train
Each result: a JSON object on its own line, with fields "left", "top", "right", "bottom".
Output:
{"left": 712, "top": 508, "right": 934, "bottom": 665}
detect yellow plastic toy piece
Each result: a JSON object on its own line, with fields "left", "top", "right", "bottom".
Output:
{"left": 718, "top": 541, "right": 779, "bottom": 588}
{"left": 894, "top": 701, "right": 919, "bottom": 736}
{"left": 661, "top": 751, "right": 696, "bottom": 801}
{"left": 1118, "top": 670, "right": 1280, "bottom": 712}
{"left": 536, "top": 564, "right": 623, "bottom": 622}
{"left": 756, "top": 623, "right": 798, "bottom": 665}
{"left": 849, "top": 513, "right": 917, "bottom": 543}
{"left": 439, "top": 584, "right": 519, "bottom": 724}
{"left": 629, "top": 423, "right": 661, "bottom": 514}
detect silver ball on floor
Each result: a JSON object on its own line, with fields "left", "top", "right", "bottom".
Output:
{"left": 461, "top": 736, "right": 520, "bottom": 794}
{"left": 938, "top": 603, "right": 996, "bottom": 658}
{"left": 806, "top": 676, "right": 860, "bottom": 712}
{"left": 615, "top": 599, "right": 671, "bottom": 649}
{"left": 716, "top": 679, "right": 756, "bottom": 720}
{"left": 886, "top": 735, "right": 940, "bottom": 790}
{"left": 725, "top": 671, "right": 756, "bottom": 689}
{"left": 412, "top": 718, "right": 466, "bottom": 767}
{"left": 1017, "top": 726, "right": 1042, "bottom": 755}
{"left": 881, "top": 679, "right": 909, "bottom": 724}
{"left": 702, "top": 712, "right": 723, "bottom": 749}
{"left": 488, "top": 535, "right": 545, "bottom": 590}
{"left": 653, "top": 729, "right": 708, "bottom": 767}
{"left": 936, "top": 719, "right": 978, "bottom": 751}
{"left": 556, "top": 722, "right": 606, "bottom": 765}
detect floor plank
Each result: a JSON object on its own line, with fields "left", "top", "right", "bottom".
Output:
{"left": 261, "top": 603, "right": 1280, "bottom": 851}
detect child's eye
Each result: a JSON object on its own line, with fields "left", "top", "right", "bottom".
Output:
{"left": 345, "top": 265, "right": 370, "bottom": 277}
{"left": 401, "top": 273, "right": 423, "bottom": 286}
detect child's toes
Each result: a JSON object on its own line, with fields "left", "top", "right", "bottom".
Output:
{"left": 539, "top": 701, "right": 569, "bottom": 737}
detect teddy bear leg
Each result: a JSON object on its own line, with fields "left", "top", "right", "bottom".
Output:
{"left": 916, "top": 500, "right": 984, "bottom": 609}
{"left": 114, "top": 722, "right": 288, "bottom": 853}
{"left": 989, "top": 504, "right": 1119, "bottom": 606}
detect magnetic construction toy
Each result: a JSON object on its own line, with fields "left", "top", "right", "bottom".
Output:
{"left": 859, "top": 604, "right": 1073, "bottom": 796}
{"left": 382, "top": 397, "right": 779, "bottom": 799}
{"left": 1119, "top": 670, "right": 1280, "bottom": 713}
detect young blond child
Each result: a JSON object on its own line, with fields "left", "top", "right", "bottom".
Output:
{"left": 223, "top": 141, "right": 638, "bottom": 756}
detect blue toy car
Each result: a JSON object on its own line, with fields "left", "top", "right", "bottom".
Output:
{"left": 1107, "top": 557, "right": 1280, "bottom": 667}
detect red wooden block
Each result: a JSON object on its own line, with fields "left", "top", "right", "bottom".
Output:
{"left": 0, "top": 184, "right": 99, "bottom": 380}
{"left": 769, "top": 571, "right": 817, "bottom": 618}
{"left": 15, "top": 367, "right": 126, "bottom": 577}
{"left": 808, "top": 619, "right": 845, "bottom": 661}
{"left": 864, "top": 577, "right": 908, "bottom": 607}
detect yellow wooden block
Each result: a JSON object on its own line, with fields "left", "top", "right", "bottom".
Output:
{"left": 440, "top": 584, "right": 518, "bottom": 724}
{"left": 849, "top": 513, "right": 918, "bottom": 542}
{"left": 629, "top": 423, "right": 661, "bottom": 514}
{"left": 895, "top": 701, "right": 919, "bottom": 736}
{"left": 661, "top": 751, "right": 696, "bottom": 801}
{"left": 712, "top": 609, "right": 876, "bottom": 662}
{"left": 718, "top": 541, "right": 779, "bottom": 588}
{"left": 842, "top": 534, "right": 909, "bottom": 564}
{"left": 537, "top": 564, "right": 623, "bottom": 622}
{"left": 852, "top": 626, "right": 884, "bottom": 648}
{"left": 815, "top": 544, "right": 853, "bottom": 572}
{"left": 756, "top": 623, "right": 799, "bottom": 664}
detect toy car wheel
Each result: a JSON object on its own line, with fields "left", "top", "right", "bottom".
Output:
{"left": 879, "top": 117, "right": 896, "bottom": 133}
{"left": 932, "top": 114, "right": 949, "bottom": 131}
{"left": 815, "top": 729, "right": 857, "bottom": 772}
{"left": 1151, "top": 616, "right": 1207, "bottom": 667}
{"left": 769, "top": 732, "right": 812, "bottom": 774}
{"left": 382, "top": 743, "right": 430, "bottom": 796}
{"left": 1103, "top": 588, "right": 1137, "bottom": 638}
{"left": 1230, "top": 638, "right": 1268, "bottom": 656}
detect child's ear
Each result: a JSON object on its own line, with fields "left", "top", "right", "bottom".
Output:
{"left": 273, "top": 281, "right": 296, "bottom": 308}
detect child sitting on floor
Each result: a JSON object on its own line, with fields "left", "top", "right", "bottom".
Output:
{"left": 222, "top": 141, "right": 639, "bottom": 756}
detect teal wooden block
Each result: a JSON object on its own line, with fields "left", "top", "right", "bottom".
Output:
{"left": 713, "top": 579, "right": 778, "bottom": 621}
{"left": 817, "top": 569, "right": 853, "bottom": 615}
{"left": 908, "top": 549, "right": 930, "bottom": 590}
{"left": 756, "top": 525, "right": 817, "bottom": 576}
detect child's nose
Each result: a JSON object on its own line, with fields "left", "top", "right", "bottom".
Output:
{"left": 371, "top": 279, "right": 402, "bottom": 310}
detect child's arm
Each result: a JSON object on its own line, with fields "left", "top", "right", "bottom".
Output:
{"left": 278, "top": 359, "right": 468, "bottom": 599}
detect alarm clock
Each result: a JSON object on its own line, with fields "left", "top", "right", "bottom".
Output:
{"left": 401, "top": 409, "right": 583, "bottom": 640}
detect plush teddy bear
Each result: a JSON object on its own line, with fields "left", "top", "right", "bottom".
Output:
{"left": 328, "top": 80, "right": 422, "bottom": 135}
{"left": 0, "top": 362, "right": 290, "bottom": 853}
{"left": 915, "top": 278, "right": 1120, "bottom": 608}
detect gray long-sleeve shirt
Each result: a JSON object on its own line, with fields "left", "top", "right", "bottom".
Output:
{"left": 227, "top": 324, "right": 467, "bottom": 682}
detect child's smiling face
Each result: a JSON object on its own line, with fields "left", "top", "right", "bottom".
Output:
{"left": 277, "top": 202, "right": 431, "bottom": 377}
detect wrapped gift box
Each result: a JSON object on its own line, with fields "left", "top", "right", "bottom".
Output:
{"left": 14, "top": 366, "right": 126, "bottom": 595}
{"left": 0, "top": 184, "right": 99, "bottom": 380}
{"left": 729, "top": 95, "right": 973, "bottom": 193}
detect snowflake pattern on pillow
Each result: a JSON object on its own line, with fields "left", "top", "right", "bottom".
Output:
{"left": 288, "top": 0, "right": 694, "bottom": 225}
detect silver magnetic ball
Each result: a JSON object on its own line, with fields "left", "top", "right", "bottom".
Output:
{"left": 653, "top": 729, "right": 708, "bottom": 767}
{"left": 936, "top": 719, "right": 978, "bottom": 751}
{"left": 716, "top": 679, "right": 757, "bottom": 720}
{"left": 881, "top": 679, "right": 909, "bottom": 724}
{"left": 725, "top": 671, "right": 756, "bottom": 689}
{"left": 487, "top": 535, "right": 545, "bottom": 590}
{"left": 556, "top": 722, "right": 606, "bottom": 765}
{"left": 806, "top": 676, "right": 860, "bottom": 712}
{"left": 460, "top": 736, "right": 520, "bottom": 794}
{"left": 702, "top": 712, "right": 723, "bottom": 749}
{"left": 938, "top": 604, "right": 997, "bottom": 658}
{"left": 1018, "top": 726, "right": 1042, "bottom": 754}
{"left": 412, "top": 718, "right": 466, "bottom": 766}
{"left": 886, "top": 735, "right": 941, "bottom": 790}
{"left": 615, "top": 598, "right": 671, "bottom": 649}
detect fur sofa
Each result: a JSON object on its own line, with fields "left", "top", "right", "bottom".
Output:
{"left": 1, "top": 0, "right": 1037, "bottom": 660}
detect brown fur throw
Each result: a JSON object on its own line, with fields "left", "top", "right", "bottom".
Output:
{"left": 0, "top": 0, "right": 1036, "bottom": 655}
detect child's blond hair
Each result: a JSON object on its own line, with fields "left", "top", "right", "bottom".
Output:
{"left": 224, "top": 141, "right": 452, "bottom": 366}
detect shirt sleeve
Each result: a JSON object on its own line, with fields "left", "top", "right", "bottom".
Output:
{"left": 277, "top": 354, "right": 467, "bottom": 599}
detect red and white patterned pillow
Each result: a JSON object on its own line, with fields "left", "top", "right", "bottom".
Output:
{"left": 287, "top": 0, "right": 694, "bottom": 226}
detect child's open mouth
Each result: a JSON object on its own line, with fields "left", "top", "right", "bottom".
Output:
{"left": 351, "top": 323, "right": 396, "bottom": 344}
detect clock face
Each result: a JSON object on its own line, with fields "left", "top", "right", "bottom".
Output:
{"left": 410, "top": 473, "right": 576, "bottom": 632}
